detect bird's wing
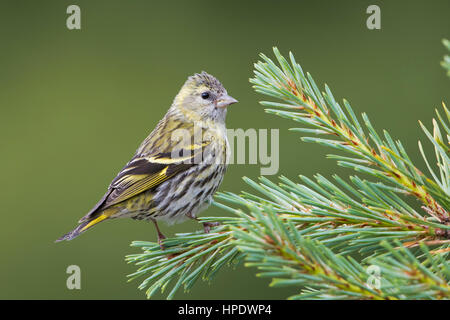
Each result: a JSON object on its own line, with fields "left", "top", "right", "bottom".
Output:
{"left": 78, "top": 142, "right": 210, "bottom": 223}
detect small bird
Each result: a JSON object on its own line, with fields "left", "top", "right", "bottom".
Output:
{"left": 56, "top": 72, "right": 237, "bottom": 248}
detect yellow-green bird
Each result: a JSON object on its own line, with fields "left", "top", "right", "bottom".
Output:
{"left": 56, "top": 72, "right": 237, "bottom": 248}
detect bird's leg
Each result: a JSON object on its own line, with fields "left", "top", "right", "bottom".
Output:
{"left": 151, "top": 218, "right": 166, "bottom": 250}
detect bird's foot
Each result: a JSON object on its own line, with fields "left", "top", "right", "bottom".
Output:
{"left": 202, "top": 222, "right": 220, "bottom": 233}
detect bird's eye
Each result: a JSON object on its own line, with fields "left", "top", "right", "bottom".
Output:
{"left": 201, "top": 92, "right": 210, "bottom": 99}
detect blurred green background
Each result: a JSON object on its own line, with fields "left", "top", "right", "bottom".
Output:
{"left": 0, "top": 0, "right": 448, "bottom": 299}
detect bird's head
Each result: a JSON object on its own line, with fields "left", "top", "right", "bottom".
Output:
{"left": 172, "top": 71, "right": 238, "bottom": 123}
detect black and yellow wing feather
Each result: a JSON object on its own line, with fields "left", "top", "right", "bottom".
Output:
{"left": 56, "top": 117, "right": 211, "bottom": 241}
{"left": 79, "top": 144, "right": 208, "bottom": 223}
{"left": 56, "top": 146, "right": 207, "bottom": 241}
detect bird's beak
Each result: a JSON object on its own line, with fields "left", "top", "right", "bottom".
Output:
{"left": 216, "top": 94, "right": 238, "bottom": 108}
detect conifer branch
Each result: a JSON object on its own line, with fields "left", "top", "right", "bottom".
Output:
{"left": 251, "top": 48, "right": 449, "bottom": 223}
{"left": 127, "top": 46, "right": 450, "bottom": 300}
{"left": 231, "top": 208, "right": 449, "bottom": 300}
{"left": 217, "top": 175, "right": 450, "bottom": 255}
{"left": 126, "top": 217, "right": 243, "bottom": 299}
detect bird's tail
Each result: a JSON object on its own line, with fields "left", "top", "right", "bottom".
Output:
{"left": 55, "top": 211, "right": 112, "bottom": 242}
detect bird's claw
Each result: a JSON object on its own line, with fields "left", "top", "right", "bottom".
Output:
{"left": 202, "top": 222, "right": 220, "bottom": 233}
